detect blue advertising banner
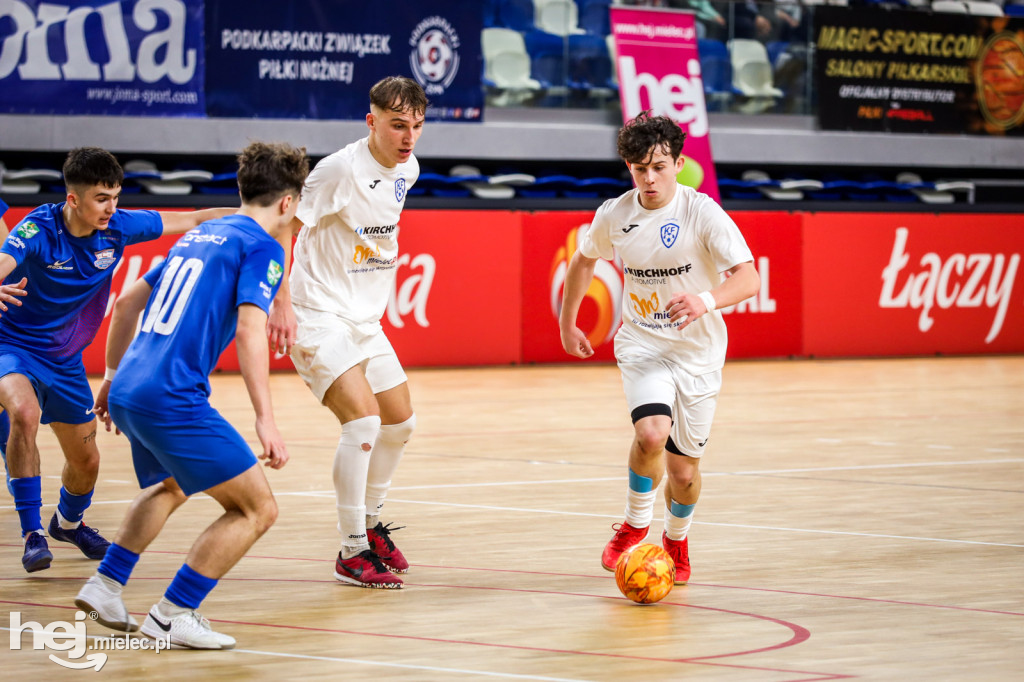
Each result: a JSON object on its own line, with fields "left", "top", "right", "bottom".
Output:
{"left": 206, "top": 0, "right": 483, "bottom": 121}
{"left": 0, "top": 0, "right": 205, "bottom": 116}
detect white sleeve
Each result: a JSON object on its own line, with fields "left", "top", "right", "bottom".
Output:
{"left": 697, "top": 196, "right": 753, "bottom": 272}
{"left": 296, "top": 153, "right": 353, "bottom": 228}
{"left": 578, "top": 199, "right": 616, "bottom": 261}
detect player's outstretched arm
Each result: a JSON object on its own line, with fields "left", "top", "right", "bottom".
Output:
{"left": 95, "top": 276, "right": 153, "bottom": 432}
{"left": 157, "top": 207, "right": 236, "bottom": 236}
{"left": 237, "top": 303, "right": 289, "bottom": 470}
{"left": 267, "top": 215, "right": 304, "bottom": 355}
{"left": 0, "top": 252, "right": 27, "bottom": 315}
{"left": 559, "top": 251, "right": 599, "bottom": 359}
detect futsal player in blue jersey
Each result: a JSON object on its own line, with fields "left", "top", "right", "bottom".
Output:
{"left": 0, "top": 148, "right": 233, "bottom": 573}
{"left": 74, "top": 141, "right": 306, "bottom": 650}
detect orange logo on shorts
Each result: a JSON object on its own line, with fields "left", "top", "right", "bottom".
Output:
{"left": 549, "top": 225, "right": 622, "bottom": 348}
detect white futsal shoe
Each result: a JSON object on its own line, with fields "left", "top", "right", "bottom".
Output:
{"left": 75, "top": 574, "right": 140, "bottom": 632}
{"left": 140, "top": 600, "right": 236, "bottom": 650}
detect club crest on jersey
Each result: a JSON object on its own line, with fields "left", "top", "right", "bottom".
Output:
{"left": 17, "top": 222, "right": 39, "bottom": 239}
{"left": 93, "top": 248, "right": 116, "bottom": 269}
{"left": 395, "top": 178, "right": 406, "bottom": 203}
{"left": 660, "top": 223, "right": 680, "bottom": 249}
{"left": 267, "top": 260, "right": 283, "bottom": 285}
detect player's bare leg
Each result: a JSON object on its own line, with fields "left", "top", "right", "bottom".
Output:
{"left": 47, "top": 421, "right": 110, "bottom": 559}
{"left": 0, "top": 374, "right": 50, "bottom": 571}
{"left": 602, "top": 413, "right": 671, "bottom": 571}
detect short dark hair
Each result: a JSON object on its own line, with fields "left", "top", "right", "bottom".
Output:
{"left": 63, "top": 147, "right": 123, "bottom": 189}
{"left": 616, "top": 111, "right": 686, "bottom": 165}
{"left": 236, "top": 142, "right": 309, "bottom": 207}
{"left": 369, "top": 76, "right": 428, "bottom": 116}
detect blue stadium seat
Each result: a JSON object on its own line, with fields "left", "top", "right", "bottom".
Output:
{"left": 564, "top": 176, "right": 629, "bottom": 198}
{"left": 697, "top": 39, "right": 735, "bottom": 110}
{"left": 524, "top": 29, "right": 567, "bottom": 90}
{"left": 567, "top": 33, "right": 615, "bottom": 92}
{"left": 578, "top": 0, "right": 612, "bottom": 36}
{"left": 498, "top": 0, "right": 536, "bottom": 32}
{"left": 517, "top": 174, "right": 578, "bottom": 198}
{"left": 484, "top": 0, "right": 500, "bottom": 28}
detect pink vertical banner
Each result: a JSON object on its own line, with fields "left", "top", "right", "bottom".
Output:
{"left": 610, "top": 6, "right": 719, "bottom": 201}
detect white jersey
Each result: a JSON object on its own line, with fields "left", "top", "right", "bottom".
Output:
{"left": 579, "top": 183, "right": 753, "bottom": 375}
{"left": 291, "top": 137, "right": 418, "bottom": 334}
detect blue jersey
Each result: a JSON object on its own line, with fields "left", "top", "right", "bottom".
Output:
{"left": 0, "top": 203, "right": 162, "bottom": 362}
{"left": 0, "top": 197, "right": 8, "bottom": 216}
{"left": 110, "top": 214, "right": 284, "bottom": 417}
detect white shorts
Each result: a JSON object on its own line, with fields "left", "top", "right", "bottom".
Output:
{"left": 616, "top": 342, "right": 722, "bottom": 458}
{"left": 289, "top": 306, "right": 407, "bottom": 403}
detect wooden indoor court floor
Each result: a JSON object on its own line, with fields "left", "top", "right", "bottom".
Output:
{"left": 2, "top": 356, "right": 1022, "bottom": 680}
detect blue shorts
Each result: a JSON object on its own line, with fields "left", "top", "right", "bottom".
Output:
{"left": 109, "top": 402, "right": 258, "bottom": 497}
{"left": 0, "top": 349, "right": 94, "bottom": 425}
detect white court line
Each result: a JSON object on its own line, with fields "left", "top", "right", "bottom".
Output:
{"left": 226, "top": 649, "right": 585, "bottom": 681}
{"left": 391, "top": 477, "right": 622, "bottom": 491}
{"left": 732, "top": 458, "right": 1024, "bottom": 475}
{"left": 0, "top": 628, "right": 583, "bottom": 681}
{"left": 351, "top": 498, "right": 1022, "bottom": 549}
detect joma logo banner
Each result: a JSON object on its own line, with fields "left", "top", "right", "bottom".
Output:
{"left": 0, "top": 0, "right": 204, "bottom": 116}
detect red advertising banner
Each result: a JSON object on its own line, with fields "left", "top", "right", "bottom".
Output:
{"left": 803, "top": 213, "right": 1024, "bottom": 355}
{"left": 4, "top": 205, "right": 1022, "bottom": 370}
{"left": 521, "top": 210, "right": 803, "bottom": 364}
{"left": 521, "top": 211, "right": 615, "bottom": 364}
{"left": 722, "top": 212, "right": 803, "bottom": 359}
{"left": 379, "top": 210, "right": 523, "bottom": 367}
{"left": 610, "top": 6, "right": 720, "bottom": 200}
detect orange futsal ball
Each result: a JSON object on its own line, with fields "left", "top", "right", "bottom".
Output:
{"left": 615, "top": 543, "right": 676, "bottom": 604}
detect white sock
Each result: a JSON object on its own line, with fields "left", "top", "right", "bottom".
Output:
{"left": 334, "top": 416, "right": 381, "bottom": 558}
{"left": 157, "top": 597, "right": 188, "bottom": 617}
{"left": 624, "top": 488, "right": 657, "bottom": 529}
{"left": 57, "top": 509, "right": 82, "bottom": 530}
{"left": 96, "top": 572, "right": 123, "bottom": 593}
{"left": 365, "top": 414, "right": 415, "bottom": 529}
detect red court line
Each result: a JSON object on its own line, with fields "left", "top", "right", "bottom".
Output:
{"left": 2, "top": 546, "right": 1019, "bottom": 618}
{"left": 0, "top": 595, "right": 844, "bottom": 682}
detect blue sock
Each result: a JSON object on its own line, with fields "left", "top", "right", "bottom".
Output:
{"left": 164, "top": 564, "right": 218, "bottom": 610}
{"left": 11, "top": 476, "right": 43, "bottom": 536}
{"left": 97, "top": 543, "right": 140, "bottom": 586}
{"left": 57, "top": 486, "right": 93, "bottom": 525}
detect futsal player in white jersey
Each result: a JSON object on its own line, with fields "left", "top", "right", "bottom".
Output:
{"left": 559, "top": 111, "right": 760, "bottom": 583}
{"left": 268, "top": 76, "right": 425, "bottom": 588}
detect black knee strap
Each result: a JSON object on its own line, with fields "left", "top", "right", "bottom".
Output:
{"left": 630, "top": 403, "right": 672, "bottom": 424}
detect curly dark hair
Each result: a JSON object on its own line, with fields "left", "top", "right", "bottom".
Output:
{"left": 616, "top": 111, "right": 686, "bottom": 165}
{"left": 63, "top": 147, "right": 123, "bottom": 189}
{"left": 236, "top": 141, "right": 309, "bottom": 207}
{"left": 370, "top": 76, "right": 428, "bottom": 116}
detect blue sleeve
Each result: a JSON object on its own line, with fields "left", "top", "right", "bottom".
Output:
{"left": 236, "top": 238, "right": 285, "bottom": 314}
{"left": 116, "top": 209, "right": 164, "bottom": 246}
{"left": 0, "top": 197, "right": 8, "bottom": 217}
{"left": 142, "top": 258, "right": 168, "bottom": 287}
{"left": 0, "top": 215, "right": 41, "bottom": 266}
